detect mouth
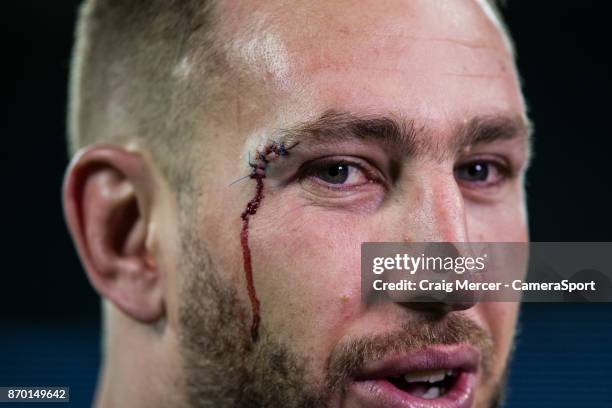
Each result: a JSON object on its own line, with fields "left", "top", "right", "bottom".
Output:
{"left": 348, "top": 345, "right": 479, "bottom": 408}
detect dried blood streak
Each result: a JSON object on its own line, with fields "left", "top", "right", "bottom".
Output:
{"left": 240, "top": 172, "right": 264, "bottom": 342}
{"left": 239, "top": 142, "right": 293, "bottom": 342}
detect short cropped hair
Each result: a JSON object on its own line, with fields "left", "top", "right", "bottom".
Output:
{"left": 68, "top": 0, "right": 220, "bottom": 188}
{"left": 68, "top": 0, "right": 510, "bottom": 189}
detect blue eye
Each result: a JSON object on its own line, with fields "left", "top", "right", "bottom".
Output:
{"left": 455, "top": 160, "right": 509, "bottom": 188}
{"left": 456, "top": 162, "right": 489, "bottom": 182}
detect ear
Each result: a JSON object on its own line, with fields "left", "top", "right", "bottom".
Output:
{"left": 63, "top": 145, "right": 163, "bottom": 322}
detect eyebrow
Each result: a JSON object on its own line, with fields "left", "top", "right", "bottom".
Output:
{"left": 273, "top": 110, "right": 532, "bottom": 162}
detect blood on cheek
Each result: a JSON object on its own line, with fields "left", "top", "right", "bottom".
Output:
{"left": 239, "top": 142, "right": 293, "bottom": 342}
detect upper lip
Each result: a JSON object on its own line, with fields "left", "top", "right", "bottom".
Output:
{"left": 353, "top": 344, "right": 480, "bottom": 380}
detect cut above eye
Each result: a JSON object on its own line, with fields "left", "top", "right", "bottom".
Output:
{"left": 454, "top": 159, "right": 509, "bottom": 188}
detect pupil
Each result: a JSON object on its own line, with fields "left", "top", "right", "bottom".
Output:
{"left": 319, "top": 164, "right": 349, "bottom": 184}
{"left": 467, "top": 163, "right": 488, "bottom": 181}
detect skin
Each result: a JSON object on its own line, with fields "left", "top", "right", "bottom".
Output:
{"left": 63, "top": 0, "right": 530, "bottom": 407}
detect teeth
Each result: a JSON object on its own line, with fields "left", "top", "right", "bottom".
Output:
{"left": 410, "top": 386, "right": 426, "bottom": 398}
{"left": 421, "top": 386, "right": 441, "bottom": 400}
{"left": 404, "top": 369, "right": 447, "bottom": 384}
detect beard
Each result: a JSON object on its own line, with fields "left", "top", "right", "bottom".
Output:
{"left": 177, "top": 227, "right": 510, "bottom": 408}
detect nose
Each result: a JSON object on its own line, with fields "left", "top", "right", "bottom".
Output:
{"left": 398, "top": 242, "right": 478, "bottom": 313}
{"left": 404, "top": 172, "right": 469, "bottom": 243}
{"left": 396, "top": 173, "right": 476, "bottom": 313}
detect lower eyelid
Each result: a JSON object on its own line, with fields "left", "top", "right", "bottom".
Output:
{"left": 304, "top": 176, "right": 369, "bottom": 191}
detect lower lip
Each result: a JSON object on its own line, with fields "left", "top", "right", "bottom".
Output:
{"left": 348, "top": 370, "right": 476, "bottom": 408}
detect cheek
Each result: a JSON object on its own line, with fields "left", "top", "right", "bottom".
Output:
{"left": 247, "top": 194, "right": 371, "bottom": 356}
{"left": 467, "top": 200, "right": 528, "bottom": 242}
{"left": 475, "top": 302, "right": 519, "bottom": 372}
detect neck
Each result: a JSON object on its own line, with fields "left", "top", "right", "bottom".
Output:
{"left": 94, "top": 304, "right": 185, "bottom": 407}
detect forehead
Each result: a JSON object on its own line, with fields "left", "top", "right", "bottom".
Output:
{"left": 218, "top": 0, "right": 523, "bottom": 141}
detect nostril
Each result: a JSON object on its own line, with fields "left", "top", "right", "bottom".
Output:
{"left": 443, "top": 301, "right": 477, "bottom": 312}
{"left": 396, "top": 300, "right": 476, "bottom": 314}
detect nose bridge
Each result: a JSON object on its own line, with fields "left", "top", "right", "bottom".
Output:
{"left": 406, "top": 167, "right": 468, "bottom": 243}
{"left": 393, "top": 168, "right": 475, "bottom": 314}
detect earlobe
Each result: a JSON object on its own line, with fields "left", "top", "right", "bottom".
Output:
{"left": 63, "top": 145, "right": 164, "bottom": 322}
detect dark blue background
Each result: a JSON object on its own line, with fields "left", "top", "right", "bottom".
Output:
{"left": 1, "top": 1, "right": 611, "bottom": 406}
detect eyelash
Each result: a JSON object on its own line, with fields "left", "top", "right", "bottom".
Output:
{"left": 454, "top": 156, "right": 514, "bottom": 189}
{"left": 293, "top": 154, "right": 515, "bottom": 196}
{"left": 297, "top": 157, "right": 384, "bottom": 190}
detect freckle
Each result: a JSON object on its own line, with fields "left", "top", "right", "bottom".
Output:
{"left": 338, "top": 294, "right": 355, "bottom": 321}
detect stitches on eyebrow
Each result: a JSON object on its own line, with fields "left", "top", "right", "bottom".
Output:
{"left": 239, "top": 141, "right": 297, "bottom": 343}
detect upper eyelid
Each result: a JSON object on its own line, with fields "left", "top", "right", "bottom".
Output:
{"left": 295, "top": 153, "right": 518, "bottom": 189}
{"left": 299, "top": 156, "right": 384, "bottom": 183}
{"left": 457, "top": 149, "right": 524, "bottom": 169}
{"left": 455, "top": 155, "right": 514, "bottom": 175}
{"left": 300, "top": 156, "right": 366, "bottom": 174}
{"left": 454, "top": 164, "right": 511, "bottom": 192}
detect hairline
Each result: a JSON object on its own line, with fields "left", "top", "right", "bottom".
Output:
{"left": 67, "top": 0, "right": 516, "bottom": 188}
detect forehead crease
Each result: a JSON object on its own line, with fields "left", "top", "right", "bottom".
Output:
{"left": 287, "top": 29, "right": 499, "bottom": 54}
{"left": 290, "top": 34, "right": 504, "bottom": 72}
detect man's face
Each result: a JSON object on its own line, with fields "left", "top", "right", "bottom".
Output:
{"left": 176, "top": 0, "right": 529, "bottom": 407}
